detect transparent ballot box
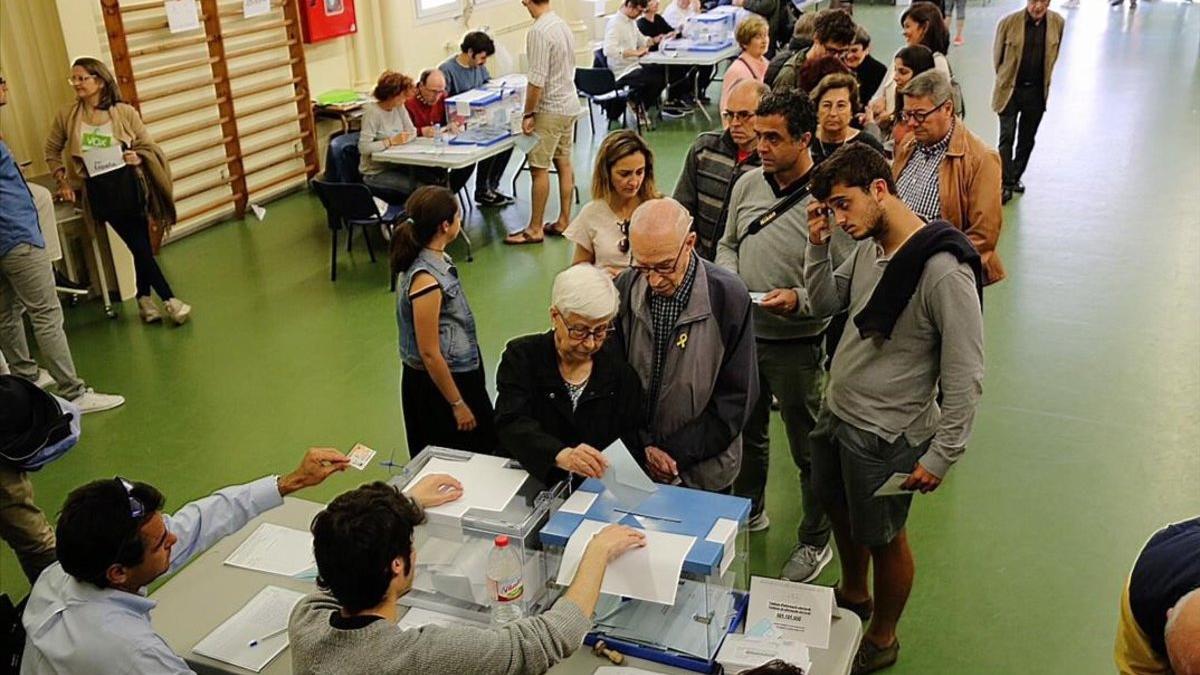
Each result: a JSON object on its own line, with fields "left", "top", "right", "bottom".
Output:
{"left": 389, "top": 447, "right": 568, "bottom": 624}
{"left": 681, "top": 11, "right": 735, "bottom": 49}
{"left": 444, "top": 85, "right": 522, "bottom": 146}
{"left": 540, "top": 479, "right": 752, "bottom": 673}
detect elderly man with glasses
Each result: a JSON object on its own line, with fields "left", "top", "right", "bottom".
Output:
{"left": 612, "top": 198, "right": 757, "bottom": 494}
{"left": 21, "top": 447, "right": 351, "bottom": 674}
{"left": 893, "top": 70, "right": 1006, "bottom": 285}
{"left": 673, "top": 79, "right": 768, "bottom": 261}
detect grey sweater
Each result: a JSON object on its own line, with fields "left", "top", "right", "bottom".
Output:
{"left": 804, "top": 237, "right": 984, "bottom": 478}
{"left": 289, "top": 592, "right": 592, "bottom": 675}
{"left": 716, "top": 167, "right": 854, "bottom": 341}
{"left": 357, "top": 102, "right": 417, "bottom": 177}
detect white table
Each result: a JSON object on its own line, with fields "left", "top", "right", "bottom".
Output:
{"left": 373, "top": 136, "right": 516, "bottom": 171}
{"left": 150, "top": 498, "right": 860, "bottom": 675}
{"left": 641, "top": 43, "right": 740, "bottom": 121}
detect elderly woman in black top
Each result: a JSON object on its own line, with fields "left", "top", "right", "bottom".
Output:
{"left": 496, "top": 264, "right": 643, "bottom": 487}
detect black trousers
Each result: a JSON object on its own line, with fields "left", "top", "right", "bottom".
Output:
{"left": 401, "top": 363, "right": 498, "bottom": 458}
{"left": 473, "top": 148, "right": 514, "bottom": 197}
{"left": 997, "top": 84, "right": 1046, "bottom": 186}
{"left": 106, "top": 213, "right": 174, "bottom": 300}
{"left": 612, "top": 65, "right": 668, "bottom": 118}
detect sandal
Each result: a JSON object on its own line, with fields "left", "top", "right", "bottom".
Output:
{"left": 503, "top": 230, "right": 544, "bottom": 246}
{"left": 544, "top": 222, "right": 567, "bottom": 237}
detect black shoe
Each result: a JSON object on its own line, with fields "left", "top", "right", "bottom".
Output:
{"left": 475, "top": 192, "right": 505, "bottom": 207}
{"left": 1109, "top": 0, "right": 1122, "bottom": 6}
{"left": 1002, "top": 187, "right": 1013, "bottom": 205}
{"left": 834, "top": 588, "right": 874, "bottom": 623}
{"left": 1013, "top": 180, "right": 1026, "bottom": 193}
{"left": 54, "top": 270, "right": 89, "bottom": 292}
{"left": 489, "top": 191, "right": 515, "bottom": 205}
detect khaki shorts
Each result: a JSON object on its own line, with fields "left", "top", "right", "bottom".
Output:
{"left": 527, "top": 113, "right": 575, "bottom": 169}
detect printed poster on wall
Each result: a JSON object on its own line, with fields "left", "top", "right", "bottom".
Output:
{"left": 164, "top": 0, "right": 201, "bottom": 34}
{"left": 244, "top": 0, "right": 271, "bottom": 18}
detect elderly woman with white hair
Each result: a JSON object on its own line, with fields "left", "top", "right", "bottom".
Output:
{"left": 495, "top": 264, "right": 643, "bottom": 487}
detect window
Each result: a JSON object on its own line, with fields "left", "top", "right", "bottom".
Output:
{"left": 416, "top": 0, "right": 460, "bottom": 20}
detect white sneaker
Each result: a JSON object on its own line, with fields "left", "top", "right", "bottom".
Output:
{"left": 138, "top": 297, "right": 163, "bottom": 323}
{"left": 781, "top": 542, "right": 834, "bottom": 583}
{"left": 34, "top": 368, "right": 55, "bottom": 389}
{"left": 164, "top": 298, "right": 192, "bottom": 325}
{"left": 71, "top": 388, "right": 126, "bottom": 414}
{"left": 748, "top": 511, "right": 771, "bottom": 532}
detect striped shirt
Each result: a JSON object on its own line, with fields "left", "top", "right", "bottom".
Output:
{"left": 896, "top": 121, "right": 954, "bottom": 222}
{"left": 526, "top": 10, "right": 582, "bottom": 116}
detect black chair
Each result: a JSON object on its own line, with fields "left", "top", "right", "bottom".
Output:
{"left": 312, "top": 179, "right": 391, "bottom": 282}
{"left": 575, "top": 68, "right": 640, "bottom": 135}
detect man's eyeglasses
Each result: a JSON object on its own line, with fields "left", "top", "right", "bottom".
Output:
{"left": 721, "top": 110, "right": 755, "bottom": 123}
{"left": 631, "top": 236, "right": 689, "bottom": 276}
{"left": 617, "top": 219, "right": 631, "bottom": 254}
{"left": 563, "top": 322, "right": 612, "bottom": 342}
{"left": 116, "top": 477, "right": 146, "bottom": 520}
{"left": 900, "top": 98, "right": 951, "bottom": 124}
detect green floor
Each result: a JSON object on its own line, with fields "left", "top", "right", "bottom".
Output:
{"left": 4, "top": 1, "right": 1199, "bottom": 672}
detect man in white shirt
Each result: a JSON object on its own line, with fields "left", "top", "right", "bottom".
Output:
{"left": 21, "top": 447, "right": 351, "bottom": 674}
{"left": 508, "top": 0, "right": 582, "bottom": 246}
{"left": 602, "top": 0, "right": 680, "bottom": 128}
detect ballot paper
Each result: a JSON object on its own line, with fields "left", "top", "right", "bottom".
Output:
{"left": 192, "top": 585, "right": 304, "bottom": 672}
{"left": 559, "top": 488, "right": 599, "bottom": 515}
{"left": 397, "top": 606, "right": 488, "bottom": 631}
{"left": 223, "top": 523, "right": 315, "bottom": 578}
{"left": 593, "top": 577, "right": 736, "bottom": 658}
{"left": 600, "top": 440, "right": 657, "bottom": 507}
{"left": 556, "top": 519, "right": 694, "bottom": 605}
{"left": 405, "top": 455, "right": 527, "bottom": 518}
{"left": 749, "top": 292, "right": 768, "bottom": 305}
{"left": 243, "top": 0, "right": 271, "bottom": 18}
{"left": 706, "top": 517, "right": 738, "bottom": 577}
{"left": 514, "top": 133, "right": 540, "bottom": 154}
{"left": 164, "top": 0, "right": 201, "bottom": 33}
{"left": 873, "top": 472, "right": 913, "bottom": 497}
{"left": 80, "top": 146, "right": 126, "bottom": 178}
{"left": 716, "top": 634, "right": 811, "bottom": 673}
{"left": 746, "top": 576, "right": 834, "bottom": 649}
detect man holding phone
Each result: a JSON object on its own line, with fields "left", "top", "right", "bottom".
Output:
{"left": 802, "top": 144, "right": 984, "bottom": 674}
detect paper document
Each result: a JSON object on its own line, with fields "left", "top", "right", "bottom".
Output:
{"left": 514, "top": 133, "right": 539, "bottom": 154}
{"left": 746, "top": 576, "right": 833, "bottom": 648}
{"left": 165, "top": 0, "right": 201, "bottom": 33}
{"left": 192, "top": 585, "right": 305, "bottom": 672}
{"left": 559, "top": 489, "right": 599, "bottom": 515}
{"left": 706, "top": 517, "right": 738, "bottom": 577}
{"left": 749, "top": 292, "right": 768, "bottom": 305}
{"left": 405, "top": 454, "right": 527, "bottom": 518}
{"left": 600, "top": 440, "right": 657, "bottom": 507}
{"left": 716, "top": 634, "right": 811, "bottom": 672}
{"left": 223, "top": 523, "right": 315, "bottom": 578}
{"left": 873, "top": 472, "right": 913, "bottom": 497}
{"left": 556, "top": 519, "right": 694, "bottom": 605}
{"left": 397, "top": 606, "right": 488, "bottom": 631}
{"left": 243, "top": 0, "right": 271, "bottom": 18}
{"left": 81, "top": 145, "right": 126, "bottom": 178}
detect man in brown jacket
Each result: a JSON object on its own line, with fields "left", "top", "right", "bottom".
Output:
{"left": 893, "top": 71, "right": 1005, "bottom": 285}
{"left": 992, "top": 0, "right": 1064, "bottom": 203}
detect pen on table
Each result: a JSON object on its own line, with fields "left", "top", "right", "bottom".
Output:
{"left": 248, "top": 627, "right": 287, "bottom": 647}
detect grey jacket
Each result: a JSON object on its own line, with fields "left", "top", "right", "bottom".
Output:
{"left": 673, "top": 129, "right": 761, "bottom": 261}
{"left": 614, "top": 258, "right": 758, "bottom": 491}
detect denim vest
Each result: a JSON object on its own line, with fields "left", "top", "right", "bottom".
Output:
{"left": 397, "top": 249, "right": 481, "bottom": 372}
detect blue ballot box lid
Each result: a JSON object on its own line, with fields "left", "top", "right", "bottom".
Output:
{"left": 540, "top": 479, "right": 751, "bottom": 576}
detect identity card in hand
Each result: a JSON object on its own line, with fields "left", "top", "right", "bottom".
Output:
{"left": 348, "top": 443, "right": 377, "bottom": 470}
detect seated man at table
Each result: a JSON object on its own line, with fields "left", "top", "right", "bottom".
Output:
{"left": 289, "top": 480, "right": 646, "bottom": 675}
{"left": 613, "top": 198, "right": 757, "bottom": 493}
{"left": 439, "top": 31, "right": 516, "bottom": 207}
{"left": 495, "top": 264, "right": 643, "bottom": 488}
{"left": 20, "top": 447, "right": 351, "bottom": 674}
{"left": 404, "top": 68, "right": 474, "bottom": 198}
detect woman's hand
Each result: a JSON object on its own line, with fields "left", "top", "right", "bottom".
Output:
{"left": 389, "top": 131, "right": 412, "bottom": 146}
{"left": 56, "top": 181, "right": 76, "bottom": 203}
{"left": 556, "top": 444, "right": 609, "bottom": 478}
{"left": 452, "top": 401, "right": 477, "bottom": 431}
{"left": 123, "top": 150, "right": 142, "bottom": 166}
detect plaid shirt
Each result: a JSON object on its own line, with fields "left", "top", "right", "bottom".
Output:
{"left": 897, "top": 120, "right": 955, "bottom": 222}
{"left": 646, "top": 253, "right": 699, "bottom": 415}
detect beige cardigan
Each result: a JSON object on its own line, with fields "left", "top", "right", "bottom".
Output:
{"left": 44, "top": 102, "right": 176, "bottom": 237}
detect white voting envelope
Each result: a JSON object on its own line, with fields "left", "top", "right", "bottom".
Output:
{"left": 600, "top": 439, "right": 657, "bottom": 507}
{"left": 555, "top": 518, "right": 694, "bottom": 605}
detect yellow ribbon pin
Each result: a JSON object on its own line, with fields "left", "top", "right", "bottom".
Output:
{"left": 676, "top": 333, "right": 688, "bottom": 349}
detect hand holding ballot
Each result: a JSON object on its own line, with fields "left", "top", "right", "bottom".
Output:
{"left": 407, "top": 473, "right": 464, "bottom": 507}
{"left": 757, "top": 288, "right": 800, "bottom": 315}
{"left": 276, "top": 447, "right": 352, "bottom": 496}
{"left": 901, "top": 463, "right": 943, "bottom": 493}
{"left": 556, "top": 443, "right": 609, "bottom": 478}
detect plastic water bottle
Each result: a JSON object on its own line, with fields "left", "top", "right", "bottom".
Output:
{"left": 486, "top": 535, "right": 524, "bottom": 625}
{"left": 434, "top": 123, "right": 445, "bottom": 149}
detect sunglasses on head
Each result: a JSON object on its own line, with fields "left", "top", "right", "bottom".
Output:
{"left": 115, "top": 477, "right": 146, "bottom": 520}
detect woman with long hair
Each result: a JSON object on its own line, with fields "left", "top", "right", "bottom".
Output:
{"left": 563, "top": 130, "right": 659, "bottom": 276}
{"left": 869, "top": 2, "right": 950, "bottom": 130}
{"left": 392, "top": 186, "right": 497, "bottom": 456}
{"left": 45, "top": 57, "right": 189, "bottom": 325}
{"left": 885, "top": 45, "right": 937, "bottom": 151}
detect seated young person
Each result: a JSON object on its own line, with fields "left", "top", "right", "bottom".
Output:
{"left": 495, "top": 264, "right": 643, "bottom": 488}
{"left": 289, "top": 479, "right": 647, "bottom": 675}
{"left": 21, "top": 448, "right": 350, "bottom": 674}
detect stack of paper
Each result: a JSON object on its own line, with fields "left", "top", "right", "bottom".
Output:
{"left": 555, "top": 518, "right": 694, "bottom": 605}
{"left": 716, "top": 634, "right": 812, "bottom": 674}
{"left": 397, "top": 606, "right": 489, "bottom": 631}
{"left": 600, "top": 440, "right": 657, "bottom": 507}
{"left": 192, "top": 586, "right": 305, "bottom": 673}
{"left": 404, "top": 454, "right": 527, "bottom": 518}
{"left": 223, "top": 523, "right": 316, "bottom": 579}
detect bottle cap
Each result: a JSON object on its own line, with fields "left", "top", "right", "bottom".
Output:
{"left": 494, "top": 535, "right": 509, "bottom": 548}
